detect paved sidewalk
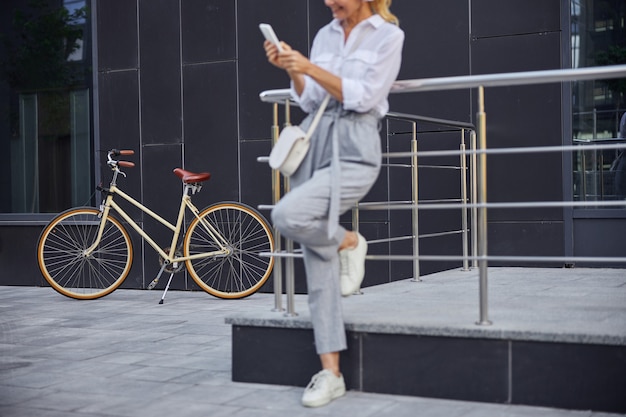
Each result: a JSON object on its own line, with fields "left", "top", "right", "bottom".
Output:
{"left": 0, "top": 285, "right": 623, "bottom": 417}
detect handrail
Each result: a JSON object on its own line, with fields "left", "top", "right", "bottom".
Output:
{"left": 386, "top": 112, "right": 475, "bottom": 130}
{"left": 259, "top": 64, "right": 626, "bottom": 326}
{"left": 259, "top": 65, "right": 626, "bottom": 101}
{"left": 390, "top": 64, "right": 626, "bottom": 93}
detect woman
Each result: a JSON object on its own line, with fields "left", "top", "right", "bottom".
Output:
{"left": 263, "top": 0, "right": 404, "bottom": 407}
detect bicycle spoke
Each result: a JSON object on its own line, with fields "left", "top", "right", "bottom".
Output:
{"left": 38, "top": 208, "right": 132, "bottom": 299}
{"left": 185, "top": 203, "right": 274, "bottom": 299}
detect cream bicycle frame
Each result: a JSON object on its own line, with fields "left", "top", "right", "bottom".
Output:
{"left": 86, "top": 184, "right": 231, "bottom": 263}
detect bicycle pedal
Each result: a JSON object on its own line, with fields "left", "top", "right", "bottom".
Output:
{"left": 147, "top": 279, "right": 159, "bottom": 290}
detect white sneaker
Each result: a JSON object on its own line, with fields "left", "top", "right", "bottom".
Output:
{"left": 339, "top": 233, "right": 367, "bottom": 297}
{"left": 301, "top": 369, "right": 346, "bottom": 407}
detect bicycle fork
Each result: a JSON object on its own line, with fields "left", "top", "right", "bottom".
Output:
{"left": 84, "top": 195, "right": 115, "bottom": 258}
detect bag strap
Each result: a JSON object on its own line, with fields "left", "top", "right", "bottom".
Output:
{"left": 303, "top": 23, "right": 374, "bottom": 139}
{"left": 304, "top": 94, "right": 331, "bottom": 138}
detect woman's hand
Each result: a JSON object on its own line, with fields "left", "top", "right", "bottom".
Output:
{"left": 264, "top": 40, "right": 310, "bottom": 75}
{"left": 264, "top": 40, "right": 288, "bottom": 69}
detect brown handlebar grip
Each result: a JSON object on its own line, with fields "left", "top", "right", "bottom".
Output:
{"left": 118, "top": 161, "right": 135, "bottom": 168}
{"left": 119, "top": 150, "right": 135, "bottom": 156}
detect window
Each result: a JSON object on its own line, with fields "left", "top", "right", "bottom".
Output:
{"left": 572, "top": 0, "right": 626, "bottom": 203}
{"left": 0, "top": 0, "right": 92, "bottom": 214}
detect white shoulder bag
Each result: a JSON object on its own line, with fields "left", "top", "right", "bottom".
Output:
{"left": 268, "top": 94, "right": 330, "bottom": 177}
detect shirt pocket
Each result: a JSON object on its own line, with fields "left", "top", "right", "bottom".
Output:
{"left": 341, "top": 50, "right": 377, "bottom": 79}
{"left": 313, "top": 52, "right": 336, "bottom": 72}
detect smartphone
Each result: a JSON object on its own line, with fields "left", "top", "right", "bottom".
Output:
{"left": 259, "top": 23, "right": 283, "bottom": 52}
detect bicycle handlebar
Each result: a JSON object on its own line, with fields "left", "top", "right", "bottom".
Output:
{"left": 107, "top": 149, "right": 135, "bottom": 172}
{"left": 111, "top": 149, "right": 135, "bottom": 156}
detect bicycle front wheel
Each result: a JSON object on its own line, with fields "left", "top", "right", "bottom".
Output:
{"left": 184, "top": 202, "right": 274, "bottom": 299}
{"left": 37, "top": 207, "right": 133, "bottom": 300}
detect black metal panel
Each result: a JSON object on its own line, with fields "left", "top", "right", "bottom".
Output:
{"left": 472, "top": 31, "right": 562, "bottom": 74}
{"left": 140, "top": 144, "right": 185, "bottom": 290}
{"left": 240, "top": 140, "right": 273, "bottom": 211}
{"left": 488, "top": 221, "right": 565, "bottom": 265}
{"left": 97, "top": 71, "right": 141, "bottom": 150}
{"left": 97, "top": 0, "right": 138, "bottom": 71}
{"left": 573, "top": 218, "right": 626, "bottom": 267}
{"left": 139, "top": 0, "right": 182, "bottom": 145}
{"left": 181, "top": 0, "right": 236, "bottom": 64}
{"left": 472, "top": 0, "right": 561, "bottom": 38}
{"left": 394, "top": 0, "right": 470, "bottom": 78}
{"left": 512, "top": 341, "right": 626, "bottom": 413}
{"left": 116, "top": 231, "right": 145, "bottom": 290}
{"left": 232, "top": 325, "right": 360, "bottom": 389}
{"left": 362, "top": 333, "right": 509, "bottom": 403}
{"left": 390, "top": 1, "right": 471, "bottom": 122}
{"left": 237, "top": 0, "right": 309, "bottom": 140}
{"left": 182, "top": 61, "right": 239, "bottom": 204}
{"left": 0, "top": 226, "right": 44, "bottom": 286}
{"left": 472, "top": 32, "right": 563, "bottom": 222}
{"left": 232, "top": 326, "right": 320, "bottom": 385}
{"left": 97, "top": 70, "right": 143, "bottom": 221}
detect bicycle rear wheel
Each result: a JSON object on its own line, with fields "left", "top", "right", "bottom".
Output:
{"left": 37, "top": 207, "right": 133, "bottom": 300}
{"left": 184, "top": 202, "right": 274, "bottom": 299}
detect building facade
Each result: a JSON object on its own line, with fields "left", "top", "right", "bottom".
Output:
{"left": 0, "top": 0, "right": 624, "bottom": 290}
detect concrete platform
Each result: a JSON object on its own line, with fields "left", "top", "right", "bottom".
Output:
{"left": 226, "top": 267, "right": 626, "bottom": 413}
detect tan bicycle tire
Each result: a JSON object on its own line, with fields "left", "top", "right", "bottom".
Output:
{"left": 37, "top": 207, "right": 133, "bottom": 300}
{"left": 184, "top": 202, "right": 274, "bottom": 299}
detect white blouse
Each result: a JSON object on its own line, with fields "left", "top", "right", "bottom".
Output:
{"left": 292, "top": 14, "right": 404, "bottom": 118}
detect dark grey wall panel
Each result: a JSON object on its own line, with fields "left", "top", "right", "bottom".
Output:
{"left": 237, "top": 0, "right": 309, "bottom": 140}
{"left": 364, "top": 333, "right": 510, "bottom": 402}
{"left": 97, "top": 0, "right": 138, "bottom": 71}
{"left": 183, "top": 61, "right": 239, "bottom": 204}
{"left": 472, "top": 32, "right": 562, "bottom": 74}
{"left": 489, "top": 222, "right": 565, "bottom": 264}
{"left": 0, "top": 226, "right": 44, "bottom": 286}
{"left": 512, "top": 342, "right": 626, "bottom": 413}
{"left": 139, "top": 0, "right": 182, "bottom": 145}
{"left": 391, "top": 1, "right": 471, "bottom": 122}
{"left": 395, "top": 0, "right": 470, "bottom": 79}
{"left": 98, "top": 72, "right": 141, "bottom": 149}
{"left": 232, "top": 325, "right": 361, "bottom": 389}
{"left": 182, "top": 0, "right": 236, "bottom": 64}
{"left": 97, "top": 70, "right": 142, "bottom": 220}
{"left": 472, "top": 32, "right": 563, "bottom": 222}
{"left": 472, "top": 0, "right": 561, "bottom": 38}
{"left": 140, "top": 143, "right": 185, "bottom": 289}
{"left": 240, "top": 140, "right": 272, "bottom": 211}
{"left": 573, "top": 218, "right": 626, "bottom": 266}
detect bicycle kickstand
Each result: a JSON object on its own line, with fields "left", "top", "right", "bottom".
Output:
{"left": 159, "top": 273, "right": 175, "bottom": 305}
{"left": 148, "top": 263, "right": 173, "bottom": 304}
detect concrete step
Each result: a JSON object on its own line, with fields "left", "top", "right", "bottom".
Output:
{"left": 226, "top": 267, "right": 626, "bottom": 414}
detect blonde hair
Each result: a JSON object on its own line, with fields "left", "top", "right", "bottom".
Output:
{"left": 368, "top": 0, "right": 399, "bottom": 26}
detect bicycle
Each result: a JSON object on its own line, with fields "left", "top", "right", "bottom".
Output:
{"left": 37, "top": 149, "right": 275, "bottom": 303}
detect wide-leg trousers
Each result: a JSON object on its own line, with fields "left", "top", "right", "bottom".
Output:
{"left": 271, "top": 161, "right": 380, "bottom": 354}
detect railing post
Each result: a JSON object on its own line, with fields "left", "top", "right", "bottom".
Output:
{"left": 476, "top": 86, "right": 492, "bottom": 326}
{"left": 283, "top": 99, "right": 297, "bottom": 317}
{"left": 410, "top": 121, "right": 421, "bottom": 282}
{"left": 271, "top": 102, "right": 284, "bottom": 312}
{"left": 460, "top": 129, "right": 470, "bottom": 271}
{"left": 470, "top": 130, "right": 478, "bottom": 268}
{"left": 351, "top": 203, "right": 363, "bottom": 294}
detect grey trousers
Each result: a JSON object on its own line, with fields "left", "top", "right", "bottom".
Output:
{"left": 272, "top": 162, "right": 380, "bottom": 354}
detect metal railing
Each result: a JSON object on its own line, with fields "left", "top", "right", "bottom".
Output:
{"left": 258, "top": 93, "right": 475, "bottom": 316}
{"left": 259, "top": 64, "right": 626, "bottom": 324}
